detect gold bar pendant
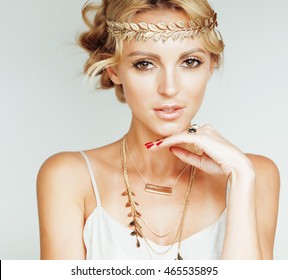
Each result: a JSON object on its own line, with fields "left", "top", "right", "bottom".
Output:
{"left": 145, "top": 184, "right": 172, "bottom": 196}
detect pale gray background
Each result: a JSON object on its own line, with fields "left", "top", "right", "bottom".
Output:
{"left": 0, "top": 0, "right": 287, "bottom": 259}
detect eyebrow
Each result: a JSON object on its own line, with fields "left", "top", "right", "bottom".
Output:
{"left": 127, "top": 48, "right": 207, "bottom": 59}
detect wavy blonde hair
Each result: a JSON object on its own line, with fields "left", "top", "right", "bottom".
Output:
{"left": 78, "top": 0, "right": 225, "bottom": 103}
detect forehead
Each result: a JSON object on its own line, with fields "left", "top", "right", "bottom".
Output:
{"left": 123, "top": 37, "right": 206, "bottom": 58}
{"left": 132, "top": 8, "right": 189, "bottom": 24}
{"left": 122, "top": 9, "right": 206, "bottom": 58}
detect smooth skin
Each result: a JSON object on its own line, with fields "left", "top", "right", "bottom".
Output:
{"left": 37, "top": 9, "right": 280, "bottom": 259}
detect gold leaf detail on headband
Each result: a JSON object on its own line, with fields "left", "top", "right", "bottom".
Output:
{"left": 106, "top": 12, "right": 218, "bottom": 42}
{"left": 127, "top": 31, "right": 136, "bottom": 41}
{"left": 168, "top": 22, "right": 177, "bottom": 31}
{"left": 138, "top": 22, "right": 149, "bottom": 30}
{"left": 194, "top": 18, "right": 202, "bottom": 26}
{"left": 153, "top": 33, "right": 162, "bottom": 41}
{"left": 143, "top": 31, "right": 154, "bottom": 38}
{"left": 148, "top": 23, "right": 158, "bottom": 32}
{"left": 176, "top": 21, "right": 185, "bottom": 28}
{"left": 164, "top": 30, "right": 174, "bottom": 37}
{"left": 131, "top": 23, "right": 140, "bottom": 31}
{"left": 172, "top": 32, "right": 180, "bottom": 41}
{"left": 156, "top": 22, "right": 167, "bottom": 30}
{"left": 135, "top": 32, "right": 143, "bottom": 41}
{"left": 121, "top": 22, "right": 128, "bottom": 30}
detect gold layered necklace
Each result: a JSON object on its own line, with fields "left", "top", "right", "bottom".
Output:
{"left": 125, "top": 140, "right": 188, "bottom": 196}
{"left": 120, "top": 137, "right": 196, "bottom": 260}
{"left": 125, "top": 139, "right": 188, "bottom": 238}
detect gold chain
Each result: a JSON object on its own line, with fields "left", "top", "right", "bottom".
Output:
{"left": 125, "top": 138, "right": 188, "bottom": 238}
{"left": 125, "top": 139, "right": 188, "bottom": 189}
{"left": 141, "top": 165, "right": 196, "bottom": 257}
{"left": 121, "top": 137, "right": 196, "bottom": 258}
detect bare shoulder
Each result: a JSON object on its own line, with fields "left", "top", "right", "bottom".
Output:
{"left": 38, "top": 151, "right": 85, "bottom": 175}
{"left": 37, "top": 152, "right": 89, "bottom": 199}
{"left": 246, "top": 153, "right": 280, "bottom": 259}
{"left": 246, "top": 153, "right": 280, "bottom": 211}
{"left": 246, "top": 153, "right": 280, "bottom": 191}
{"left": 37, "top": 141, "right": 121, "bottom": 207}
{"left": 37, "top": 151, "right": 92, "bottom": 259}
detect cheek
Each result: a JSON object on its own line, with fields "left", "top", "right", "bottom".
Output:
{"left": 182, "top": 71, "right": 209, "bottom": 99}
{"left": 120, "top": 73, "right": 156, "bottom": 103}
{"left": 120, "top": 79, "right": 145, "bottom": 109}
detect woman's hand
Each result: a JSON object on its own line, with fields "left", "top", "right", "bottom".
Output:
{"left": 146, "top": 124, "right": 254, "bottom": 179}
{"left": 146, "top": 124, "right": 280, "bottom": 259}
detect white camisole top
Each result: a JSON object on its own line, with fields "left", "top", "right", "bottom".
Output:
{"left": 80, "top": 151, "right": 227, "bottom": 260}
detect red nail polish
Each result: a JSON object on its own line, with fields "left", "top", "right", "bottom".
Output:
{"left": 156, "top": 141, "right": 163, "bottom": 146}
{"left": 146, "top": 144, "right": 154, "bottom": 149}
{"left": 144, "top": 142, "right": 153, "bottom": 146}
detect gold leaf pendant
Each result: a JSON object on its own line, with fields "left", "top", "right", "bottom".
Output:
{"left": 122, "top": 186, "right": 143, "bottom": 248}
{"left": 175, "top": 253, "right": 183, "bottom": 260}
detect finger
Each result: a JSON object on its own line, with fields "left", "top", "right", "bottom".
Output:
{"left": 169, "top": 146, "right": 203, "bottom": 169}
{"left": 145, "top": 133, "right": 203, "bottom": 151}
{"left": 144, "top": 128, "right": 231, "bottom": 165}
{"left": 170, "top": 146, "right": 225, "bottom": 176}
{"left": 194, "top": 146, "right": 204, "bottom": 156}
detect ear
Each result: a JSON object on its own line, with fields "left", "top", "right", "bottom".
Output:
{"left": 106, "top": 66, "right": 122, "bottom": 85}
{"left": 208, "top": 56, "right": 216, "bottom": 79}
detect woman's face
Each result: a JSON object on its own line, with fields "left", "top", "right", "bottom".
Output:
{"left": 109, "top": 9, "right": 214, "bottom": 137}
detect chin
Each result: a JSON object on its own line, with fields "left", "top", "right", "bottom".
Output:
{"left": 156, "top": 123, "right": 188, "bottom": 137}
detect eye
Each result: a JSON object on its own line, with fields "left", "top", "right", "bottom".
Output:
{"left": 181, "top": 57, "right": 202, "bottom": 69}
{"left": 133, "top": 60, "right": 155, "bottom": 71}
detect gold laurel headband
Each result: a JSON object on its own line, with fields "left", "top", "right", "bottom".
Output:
{"left": 107, "top": 12, "right": 218, "bottom": 42}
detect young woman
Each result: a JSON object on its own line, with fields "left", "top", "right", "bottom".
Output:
{"left": 37, "top": 0, "right": 280, "bottom": 260}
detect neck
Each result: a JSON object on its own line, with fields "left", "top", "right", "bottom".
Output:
{"left": 124, "top": 125, "right": 187, "bottom": 179}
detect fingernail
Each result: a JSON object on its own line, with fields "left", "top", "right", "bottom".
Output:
{"left": 156, "top": 141, "right": 163, "bottom": 146}
{"left": 146, "top": 144, "right": 154, "bottom": 149}
{"left": 144, "top": 142, "right": 153, "bottom": 146}
{"left": 169, "top": 147, "right": 173, "bottom": 152}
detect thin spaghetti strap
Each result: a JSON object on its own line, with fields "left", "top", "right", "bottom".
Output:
{"left": 225, "top": 180, "right": 230, "bottom": 207}
{"left": 79, "top": 151, "right": 102, "bottom": 207}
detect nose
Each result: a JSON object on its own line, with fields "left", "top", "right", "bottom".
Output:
{"left": 157, "top": 68, "right": 179, "bottom": 97}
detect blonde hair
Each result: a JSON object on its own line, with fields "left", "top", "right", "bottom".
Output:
{"left": 78, "top": 0, "right": 225, "bottom": 103}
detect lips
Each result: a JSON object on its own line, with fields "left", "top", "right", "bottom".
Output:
{"left": 157, "top": 108, "right": 178, "bottom": 112}
{"left": 154, "top": 104, "right": 183, "bottom": 111}
{"left": 153, "top": 104, "right": 184, "bottom": 120}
